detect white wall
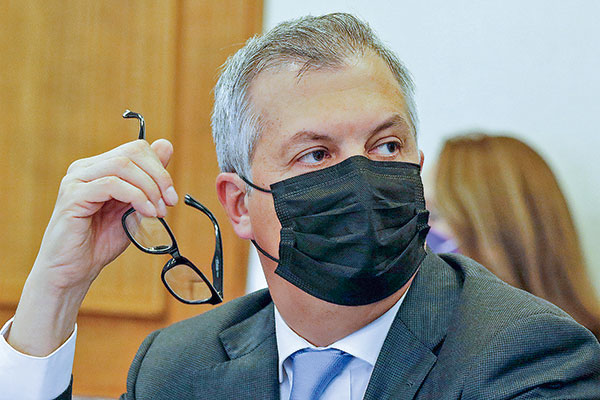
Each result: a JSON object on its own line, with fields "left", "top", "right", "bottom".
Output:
{"left": 247, "top": 0, "right": 600, "bottom": 294}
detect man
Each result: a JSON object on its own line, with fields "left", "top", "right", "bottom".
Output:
{"left": 1, "top": 13, "right": 599, "bottom": 400}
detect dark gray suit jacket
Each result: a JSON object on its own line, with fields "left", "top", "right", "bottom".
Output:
{"left": 58, "top": 252, "right": 600, "bottom": 399}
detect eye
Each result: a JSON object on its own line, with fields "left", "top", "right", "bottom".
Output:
{"left": 298, "top": 149, "right": 330, "bottom": 165}
{"left": 371, "top": 140, "right": 403, "bottom": 157}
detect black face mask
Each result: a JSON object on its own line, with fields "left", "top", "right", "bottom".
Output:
{"left": 242, "top": 155, "right": 430, "bottom": 306}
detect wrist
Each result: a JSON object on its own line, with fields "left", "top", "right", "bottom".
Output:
{"left": 8, "top": 269, "right": 89, "bottom": 356}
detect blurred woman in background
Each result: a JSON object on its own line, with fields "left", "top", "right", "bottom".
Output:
{"left": 433, "top": 133, "right": 600, "bottom": 339}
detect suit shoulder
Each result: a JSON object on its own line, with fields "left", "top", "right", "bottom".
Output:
{"left": 462, "top": 308, "right": 600, "bottom": 398}
{"left": 142, "top": 289, "right": 273, "bottom": 364}
{"left": 158, "top": 288, "right": 273, "bottom": 345}
{"left": 124, "top": 289, "right": 274, "bottom": 398}
{"left": 438, "top": 253, "right": 600, "bottom": 363}
{"left": 161, "top": 288, "right": 273, "bottom": 336}
{"left": 439, "top": 252, "right": 572, "bottom": 322}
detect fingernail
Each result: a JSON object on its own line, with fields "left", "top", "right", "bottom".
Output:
{"left": 165, "top": 186, "right": 179, "bottom": 205}
{"left": 143, "top": 200, "right": 157, "bottom": 217}
{"left": 157, "top": 198, "right": 167, "bottom": 217}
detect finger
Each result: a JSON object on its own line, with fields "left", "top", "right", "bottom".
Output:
{"left": 147, "top": 139, "right": 178, "bottom": 206}
{"left": 151, "top": 139, "right": 173, "bottom": 168}
{"left": 125, "top": 141, "right": 178, "bottom": 206}
{"left": 79, "top": 176, "right": 158, "bottom": 217}
{"left": 69, "top": 140, "right": 178, "bottom": 206}
{"left": 67, "top": 140, "right": 148, "bottom": 173}
{"left": 73, "top": 157, "right": 166, "bottom": 217}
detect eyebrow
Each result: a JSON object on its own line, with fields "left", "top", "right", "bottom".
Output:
{"left": 285, "top": 131, "right": 335, "bottom": 147}
{"left": 371, "top": 114, "right": 412, "bottom": 136}
{"left": 284, "top": 113, "right": 412, "bottom": 148}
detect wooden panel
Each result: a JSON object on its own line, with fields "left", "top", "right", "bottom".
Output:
{"left": 166, "top": 0, "right": 262, "bottom": 323}
{"left": 0, "top": 0, "right": 178, "bottom": 316}
{"left": 0, "top": 0, "right": 263, "bottom": 397}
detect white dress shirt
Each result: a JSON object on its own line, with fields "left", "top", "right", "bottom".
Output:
{"left": 275, "top": 292, "right": 406, "bottom": 400}
{"left": 0, "top": 292, "right": 405, "bottom": 400}
{"left": 0, "top": 318, "right": 76, "bottom": 400}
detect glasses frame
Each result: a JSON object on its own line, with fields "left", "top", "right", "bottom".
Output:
{"left": 120, "top": 110, "right": 223, "bottom": 305}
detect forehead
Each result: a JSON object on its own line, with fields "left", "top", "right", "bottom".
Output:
{"left": 248, "top": 52, "right": 410, "bottom": 142}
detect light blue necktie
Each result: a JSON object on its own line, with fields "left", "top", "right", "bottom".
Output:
{"left": 289, "top": 348, "right": 353, "bottom": 400}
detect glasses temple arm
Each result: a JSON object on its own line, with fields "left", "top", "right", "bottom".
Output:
{"left": 184, "top": 194, "right": 224, "bottom": 297}
{"left": 122, "top": 109, "right": 146, "bottom": 140}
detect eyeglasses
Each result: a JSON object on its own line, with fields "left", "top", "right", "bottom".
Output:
{"left": 120, "top": 110, "right": 223, "bottom": 305}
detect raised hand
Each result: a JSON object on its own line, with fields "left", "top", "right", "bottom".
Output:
{"left": 8, "top": 138, "right": 178, "bottom": 356}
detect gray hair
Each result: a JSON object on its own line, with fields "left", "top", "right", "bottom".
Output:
{"left": 211, "top": 13, "right": 418, "bottom": 180}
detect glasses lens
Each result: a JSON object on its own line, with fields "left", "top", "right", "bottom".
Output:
{"left": 164, "top": 264, "right": 213, "bottom": 303}
{"left": 124, "top": 211, "right": 173, "bottom": 252}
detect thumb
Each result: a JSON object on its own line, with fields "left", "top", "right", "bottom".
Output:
{"left": 150, "top": 139, "right": 174, "bottom": 168}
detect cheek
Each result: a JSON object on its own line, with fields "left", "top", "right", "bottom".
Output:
{"left": 248, "top": 193, "right": 282, "bottom": 255}
{"left": 404, "top": 137, "right": 421, "bottom": 164}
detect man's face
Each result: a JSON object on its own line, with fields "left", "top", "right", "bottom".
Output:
{"left": 245, "top": 51, "right": 421, "bottom": 300}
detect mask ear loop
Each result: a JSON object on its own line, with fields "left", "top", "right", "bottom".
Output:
{"left": 238, "top": 176, "right": 279, "bottom": 262}
{"left": 240, "top": 176, "right": 272, "bottom": 193}
{"left": 251, "top": 239, "right": 280, "bottom": 263}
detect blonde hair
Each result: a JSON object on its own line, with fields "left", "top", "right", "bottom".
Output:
{"left": 435, "top": 133, "right": 600, "bottom": 338}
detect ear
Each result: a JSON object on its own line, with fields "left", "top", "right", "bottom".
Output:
{"left": 419, "top": 150, "right": 425, "bottom": 170}
{"left": 216, "top": 172, "right": 253, "bottom": 240}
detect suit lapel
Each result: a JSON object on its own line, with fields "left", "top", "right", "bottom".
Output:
{"left": 364, "top": 251, "right": 462, "bottom": 400}
{"left": 191, "top": 251, "right": 460, "bottom": 400}
{"left": 363, "top": 319, "right": 437, "bottom": 400}
{"left": 194, "top": 302, "right": 280, "bottom": 400}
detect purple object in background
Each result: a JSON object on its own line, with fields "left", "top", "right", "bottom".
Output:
{"left": 426, "top": 226, "right": 460, "bottom": 254}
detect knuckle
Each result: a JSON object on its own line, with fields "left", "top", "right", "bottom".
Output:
{"left": 151, "top": 183, "right": 163, "bottom": 198}
{"left": 144, "top": 187, "right": 160, "bottom": 204}
{"left": 147, "top": 179, "right": 163, "bottom": 202}
{"left": 133, "top": 188, "right": 149, "bottom": 203}
{"left": 125, "top": 140, "right": 149, "bottom": 157}
{"left": 58, "top": 173, "right": 80, "bottom": 195}
{"left": 57, "top": 176, "right": 85, "bottom": 205}
{"left": 66, "top": 158, "right": 85, "bottom": 173}
{"left": 58, "top": 178, "right": 76, "bottom": 199}
{"left": 99, "top": 175, "right": 118, "bottom": 187}
{"left": 158, "top": 169, "right": 173, "bottom": 187}
{"left": 113, "top": 156, "right": 132, "bottom": 170}
{"left": 60, "top": 174, "right": 73, "bottom": 187}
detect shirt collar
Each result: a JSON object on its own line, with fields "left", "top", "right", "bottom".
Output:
{"left": 274, "top": 291, "right": 407, "bottom": 383}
